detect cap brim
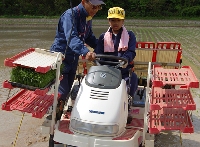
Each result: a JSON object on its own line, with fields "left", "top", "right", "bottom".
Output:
{"left": 90, "top": 0, "right": 105, "bottom": 5}
{"left": 107, "top": 15, "right": 124, "bottom": 19}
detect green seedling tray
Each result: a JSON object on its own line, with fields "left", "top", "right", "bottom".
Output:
{"left": 10, "top": 65, "right": 63, "bottom": 89}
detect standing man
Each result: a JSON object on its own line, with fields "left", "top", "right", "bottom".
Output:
{"left": 50, "top": 0, "right": 105, "bottom": 120}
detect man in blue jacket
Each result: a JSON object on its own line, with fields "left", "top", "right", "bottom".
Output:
{"left": 94, "top": 7, "right": 138, "bottom": 123}
{"left": 50, "top": 0, "right": 105, "bottom": 120}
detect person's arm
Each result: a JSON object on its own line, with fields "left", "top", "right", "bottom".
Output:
{"left": 85, "top": 21, "right": 98, "bottom": 49}
{"left": 121, "top": 31, "right": 136, "bottom": 63}
{"left": 62, "top": 12, "right": 89, "bottom": 56}
{"left": 94, "top": 33, "right": 105, "bottom": 54}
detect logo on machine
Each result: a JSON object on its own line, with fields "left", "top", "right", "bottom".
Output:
{"left": 89, "top": 110, "right": 105, "bottom": 114}
{"left": 100, "top": 73, "right": 106, "bottom": 78}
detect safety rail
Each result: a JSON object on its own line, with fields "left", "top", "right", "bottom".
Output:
{"left": 155, "top": 42, "right": 182, "bottom": 65}
{"left": 134, "top": 42, "right": 182, "bottom": 77}
{"left": 135, "top": 42, "right": 182, "bottom": 65}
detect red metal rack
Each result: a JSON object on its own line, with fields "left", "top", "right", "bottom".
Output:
{"left": 2, "top": 48, "right": 63, "bottom": 120}
{"left": 148, "top": 64, "right": 198, "bottom": 134}
{"left": 2, "top": 89, "right": 60, "bottom": 118}
{"left": 150, "top": 87, "right": 196, "bottom": 110}
{"left": 149, "top": 108, "right": 194, "bottom": 134}
{"left": 4, "top": 48, "right": 60, "bottom": 73}
{"left": 152, "top": 65, "right": 199, "bottom": 88}
{"left": 3, "top": 80, "right": 52, "bottom": 96}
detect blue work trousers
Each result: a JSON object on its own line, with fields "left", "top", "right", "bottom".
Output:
{"left": 59, "top": 54, "right": 79, "bottom": 102}
{"left": 125, "top": 72, "right": 138, "bottom": 97}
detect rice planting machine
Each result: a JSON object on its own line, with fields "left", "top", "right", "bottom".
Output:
{"left": 1, "top": 42, "right": 199, "bottom": 147}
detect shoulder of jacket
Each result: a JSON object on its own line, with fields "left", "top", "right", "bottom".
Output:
{"left": 127, "top": 30, "right": 133, "bottom": 34}
{"left": 101, "top": 32, "right": 106, "bottom": 36}
{"left": 128, "top": 30, "right": 136, "bottom": 37}
{"left": 61, "top": 8, "right": 76, "bottom": 18}
{"left": 100, "top": 33, "right": 106, "bottom": 39}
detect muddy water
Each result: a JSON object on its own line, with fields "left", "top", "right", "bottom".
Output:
{"left": 0, "top": 22, "right": 200, "bottom": 147}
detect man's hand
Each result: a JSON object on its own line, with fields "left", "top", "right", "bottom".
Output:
{"left": 119, "top": 60, "right": 128, "bottom": 68}
{"left": 85, "top": 52, "right": 96, "bottom": 61}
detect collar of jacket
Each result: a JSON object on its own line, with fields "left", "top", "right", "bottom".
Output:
{"left": 108, "top": 27, "right": 123, "bottom": 34}
{"left": 77, "top": 3, "right": 89, "bottom": 18}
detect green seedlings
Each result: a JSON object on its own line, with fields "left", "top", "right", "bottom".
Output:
{"left": 10, "top": 64, "right": 63, "bottom": 88}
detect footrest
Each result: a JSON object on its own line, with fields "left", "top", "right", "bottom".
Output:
{"left": 58, "top": 120, "right": 73, "bottom": 134}
{"left": 149, "top": 108, "right": 194, "bottom": 134}
{"left": 132, "top": 101, "right": 145, "bottom": 107}
{"left": 1, "top": 89, "right": 58, "bottom": 118}
{"left": 126, "top": 118, "right": 144, "bottom": 128}
{"left": 150, "top": 87, "right": 196, "bottom": 110}
{"left": 112, "top": 128, "right": 140, "bottom": 140}
{"left": 152, "top": 65, "right": 199, "bottom": 88}
{"left": 132, "top": 86, "right": 146, "bottom": 107}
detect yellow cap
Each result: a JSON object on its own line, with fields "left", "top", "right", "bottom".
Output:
{"left": 107, "top": 7, "right": 125, "bottom": 19}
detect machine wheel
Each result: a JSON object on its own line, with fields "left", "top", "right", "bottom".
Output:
{"left": 49, "top": 134, "right": 54, "bottom": 147}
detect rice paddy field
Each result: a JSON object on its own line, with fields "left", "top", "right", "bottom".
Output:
{"left": 0, "top": 18, "right": 200, "bottom": 147}
{"left": 1, "top": 18, "right": 199, "bottom": 78}
{"left": 94, "top": 19, "right": 200, "bottom": 77}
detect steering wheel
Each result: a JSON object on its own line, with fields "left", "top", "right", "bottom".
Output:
{"left": 94, "top": 54, "right": 128, "bottom": 68}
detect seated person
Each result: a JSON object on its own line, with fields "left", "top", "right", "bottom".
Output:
{"left": 94, "top": 7, "right": 138, "bottom": 110}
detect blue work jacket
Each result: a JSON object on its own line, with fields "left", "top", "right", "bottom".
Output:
{"left": 94, "top": 27, "right": 136, "bottom": 77}
{"left": 50, "top": 3, "right": 97, "bottom": 59}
